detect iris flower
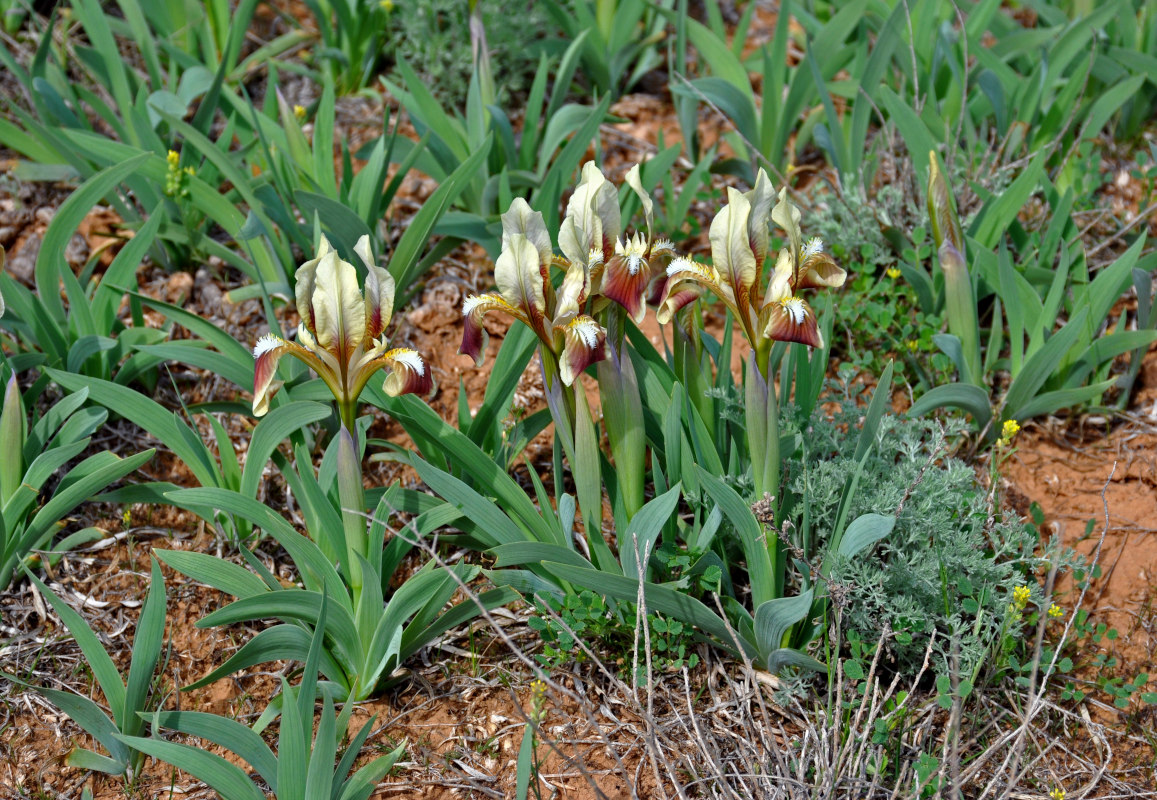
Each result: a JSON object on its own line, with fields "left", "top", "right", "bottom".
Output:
{"left": 460, "top": 198, "right": 606, "bottom": 387}
{"left": 559, "top": 162, "right": 676, "bottom": 323}
{"left": 253, "top": 235, "right": 432, "bottom": 429}
{"left": 658, "top": 170, "right": 845, "bottom": 357}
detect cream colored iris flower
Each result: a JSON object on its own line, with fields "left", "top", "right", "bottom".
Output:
{"left": 252, "top": 235, "right": 432, "bottom": 426}
{"left": 559, "top": 162, "right": 676, "bottom": 323}
{"left": 658, "top": 170, "right": 845, "bottom": 350}
{"left": 460, "top": 198, "right": 606, "bottom": 386}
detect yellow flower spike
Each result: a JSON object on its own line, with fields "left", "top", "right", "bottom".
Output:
{"left": 529, "top": 678, "right": 548, "bottom": 723}
{"left": 1049, "top": 788, "right": 1065, "bottom": 800}
{"left": 886, "top": 267, "right": 901, "bottom": 279}
{"left": 253, "top": 235, "right": 432, "bottom": 428}
{"left": 906, "top": 339, "right": 920, "bottom": 352}
{"left": 293, "top": 104, "right": 306, "bottom": 122}
{"left": 1012, "top": 585, "right": 1031, "bottom": 610}
{"left": 164, "top": 149, "right": 190, "bottom": 198}
{"left": 1048, "top": 604, "right": 1063, "bottom": 619}
{"left": 999, "top": 419, "right": 1021, "bottom": 447}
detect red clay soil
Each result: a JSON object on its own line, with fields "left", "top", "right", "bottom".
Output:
{"left": 1003, "top": 350, "right": 1157, "bottom": 729}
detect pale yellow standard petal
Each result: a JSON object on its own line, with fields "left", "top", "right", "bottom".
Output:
{"left": 294, "top": 239, "right": 326, "bottom": 337}
{"left": 710, "top": 188, "right": 758, "bottom": 312}
{"left": 554, "top": 259, "right": 590, "bottom": 324}
{"left": 765, "top": 249, "right": 794, "bottom": 304}
{"left": 558, "top": 216, "right": 589, "bottom": 270}
{"left": 744, "top": 169, "right": 775, "bottom": 269}
{"left": 563, "top": 161, "right": 620, "bottom": 262}
{"left": 501, "top": 198, "right": 553, "bottom": 271}
{"left": 771, "top": 188, "right": 803, "bottom": 275}
{"left": 352, "top": 234, "right": 376, "bottom": 270}
{"left": 310, "top": 245, "right": 366, "bottom": 363}
{"left": 352, "top": 234, "right": 397, "bottom": 340}
{"left": 495, "top": 234, "right": 548, "bottom": 334}
{"left": 363, "top": 265, "right": 395, "bottom": 341}
{"left": 624, "top": 163, "right": 653, "bottom": 240}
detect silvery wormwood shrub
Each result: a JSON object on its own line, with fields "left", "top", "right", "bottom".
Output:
{"left": 790, "top": 383, "right": 1037, "bottom": 675}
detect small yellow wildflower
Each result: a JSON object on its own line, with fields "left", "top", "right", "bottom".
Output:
{"left": 1012, "top": 585, "right": 1031, "bottom": 610}
{"left": 379, "top": 0, "right": 395, "bottom": 10}
{"left": 906, "top": 339, "right": 919, "bottom": 352}
{"left": 1048, "top": 603, "right": 1063, "bottom": 619}
{"left": 1049, "top": 788, "right": 1065, "bottom": 800}
{"left": 164, "top": 149, "right": 193, "bottom": 198}
{"left": 886, "top": 267, "right": 901, "bottom": 280}
{"left": 293, "top": 104, "right": 306, "bottom": 122}
{"left": 122, "top": 507, "right": 132, "bottom": 528}
{"left": 998, "top": 418, "right": 1020, "bottom": 447}
{"left": 529, "top": 679, "right": 548, "bottom": 723}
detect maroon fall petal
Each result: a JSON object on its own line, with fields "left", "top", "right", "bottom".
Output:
{"left": 765, "top": 298, "right": 823, "bottom": 348}
{"left": 382, "top": 349, "right": 436, "bottom": 398}
{"left": 601, "top": 255, "right": 650, "bottom": 322}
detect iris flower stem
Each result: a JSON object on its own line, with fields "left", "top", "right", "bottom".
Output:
{"left": 540, "top": 350, "right": 616, "bottom": 569}
{"left": 748, "top": 348, "right": 781, "bottom": 595}
{"left": 598, "top": 306, "right": 645, "bottom": 520}
{"left": 337, "top": 397, "right": 358, "bottom": 438}
{"left": 337, "top": 393, "right": 366, "bottom": 599}
{"left": 541, "top": 352, "right": 576, "bottom": 430}
{"left": 336, "top": 424, "right": 366, "bottom": 597}
{"left": 753, "top": 337, "right": 773, "bottom": 383}
{"left": 746, "top": 349, "right": 780, "bottom": 515}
